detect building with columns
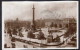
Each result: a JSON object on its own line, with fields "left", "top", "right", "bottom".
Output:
{"left": 45, "top": 18, "right": 76, "bottom": 28}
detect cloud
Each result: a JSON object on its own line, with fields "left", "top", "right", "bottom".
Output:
{"left": 2, "top": 1, "right": 78, "bottom": 21}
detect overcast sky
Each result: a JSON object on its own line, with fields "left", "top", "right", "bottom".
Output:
{"left": 2, "top": 1, "right": 78, "bottom": 21}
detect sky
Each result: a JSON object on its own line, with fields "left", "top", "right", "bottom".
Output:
{"left": 2, "top": 1, "right": 78, "bottom": 21}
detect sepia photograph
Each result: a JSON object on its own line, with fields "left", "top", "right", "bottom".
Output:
{"left": 2, "top": 1, "right": 78, "bottom": 49}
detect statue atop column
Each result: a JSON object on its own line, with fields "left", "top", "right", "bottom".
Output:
{"left": 31, "top": 4, "right": 36, "bottom": 32}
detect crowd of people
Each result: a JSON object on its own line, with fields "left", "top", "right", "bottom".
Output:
{"left": 5, "top": 26, "right": 61, "bottom": 42}
{"left": 5, "top": 26, "right": 65, "bottom": 48}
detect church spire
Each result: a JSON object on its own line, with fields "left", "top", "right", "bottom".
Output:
{"left": 32, "top": 4, "right": 35, "bottom": 24}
